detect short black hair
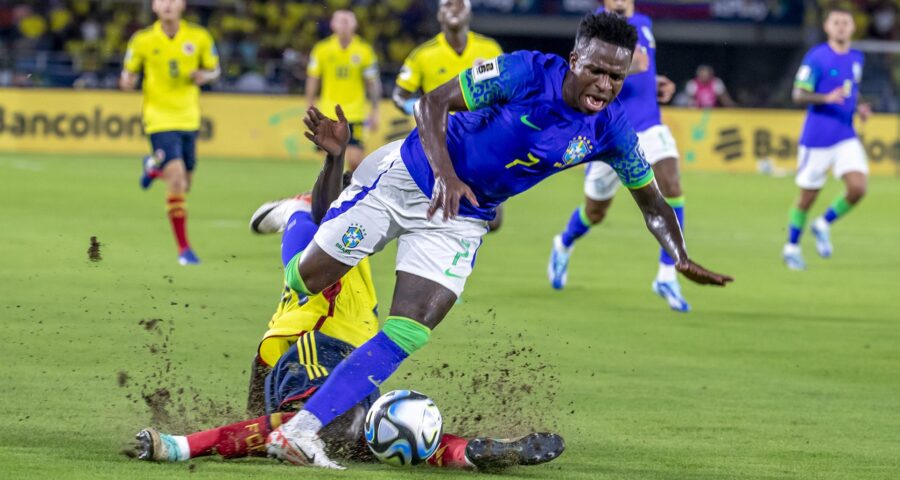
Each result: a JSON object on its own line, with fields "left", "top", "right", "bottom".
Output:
{"left": 575, "top": 12, "right": 638, "bottom": 52}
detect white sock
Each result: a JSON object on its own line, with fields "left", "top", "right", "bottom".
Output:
{"left": 283, "top": 410, "right": 323, "bottom": 437}
{"left": 813, "top": 216, "right": 829, "bottom": 230}
{"left": 656, "top": 263, "right": 677, "bottom": 282}
{"left": 783, "top": 243, "right": 801, "bottom": 254}
{"left": 173, "top": 435, "right": 191, "bottom": 461}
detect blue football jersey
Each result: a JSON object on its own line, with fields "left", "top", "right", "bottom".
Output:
{"left": 400, "top": 50, "right": 654, "bottom": 221}
{"left": 794, "top": 43, "right": 864, "bottom": 148}
{"left": 596, "top": 8, "right": 661, "bottom": 132}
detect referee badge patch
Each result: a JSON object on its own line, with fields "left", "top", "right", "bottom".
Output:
{"left": 472, "top": 58, "right": 499, "bottom": 83}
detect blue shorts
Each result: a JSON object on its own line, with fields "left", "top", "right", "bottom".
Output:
{"left": 264, "top": 331, "right": 380, "bottom": 414}
{"left": 149, "top": 130, "right": 198, "bottom": 172}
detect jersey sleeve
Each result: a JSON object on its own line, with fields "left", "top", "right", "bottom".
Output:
{"left": 395, "top": 52, "right": 422, "bottom": 92}
{"left": 794, "top": 50, "right": 820, "bottom": 92}
{"left": 199, "top": 29, "right": 220, "bottom": 70}
{"left": 458, "top": 51, "right": 537, "bottom": 111}
{"left": 122, "top": 33, "right": 144, "bottom": 73}
{"left": 600, "top": 125, "right": 655, "bottom": 190}
{"left": 362, "top": 44, "right": 379, "bottom": 81}
{"left": 307, "top": 43, "right": 322, "bottom": 79}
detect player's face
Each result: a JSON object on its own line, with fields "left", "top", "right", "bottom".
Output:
{"left": 568, "top": 38, "right": 632, "bottom": 114}
{"left": 603, "top": 0, "right": 634, "bottom": 16}
{"left": 152, "top": 0, "right": 185, "bottom": 22}
{"left": 331, "top": 11, "right": 358, "bottom": 37}
{"left": 438, "top": 0, "right": 471, "bottom": 31}
{"left": 824, "top": 12, "right": 855, "bottom": 43}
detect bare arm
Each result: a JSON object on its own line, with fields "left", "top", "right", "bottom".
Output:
{"left": 792, "top": 87, "right": 844, "bottom": 106}
{"left": 630, "top": 181, "right": 733, "bottom": 286}
{"left": 628, "top": 45, "right": 649, "bottom": 74}
{"left": 305, "top": 105, "right": 350, "bottom": 224}
{"left": 415, "top": 77, "right": 478, "bottom": 220}
{"left": 305, "top": 77, "right": 320, "bottom": 108}
{"left": 191, "top": 66, "right": 221, "bottom": 86}
{"left": 392, "top": 84, "right": 417, "bottom": 114}
{"left": 366, "top": 76, "right": 382, "bottom": 131}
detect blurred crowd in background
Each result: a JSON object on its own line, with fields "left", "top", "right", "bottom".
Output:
{"left": 0, "top": 0, "right": 896, "bottom": 111}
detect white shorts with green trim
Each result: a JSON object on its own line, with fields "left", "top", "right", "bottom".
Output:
{"left": 795, "top": 138, "right": 868, "bottom": 190}
{"left": 311, "top": 141, "right": 489, "bottom": 297}
{"left": 584, "top": 124, "right": 678, "bottom": 201}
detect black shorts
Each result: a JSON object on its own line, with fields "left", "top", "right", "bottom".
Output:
{"left": 149, "top": 130, "right": 198, "bottom": 172}
{"left": 347, "top": 122, "right": 364, "bottom": 148}
{"left": 264, "top": 331, "right": 380, "bottom": 414}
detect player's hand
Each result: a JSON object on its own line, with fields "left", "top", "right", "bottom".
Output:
{"left": 857, "top": 102, "right": 872, "bottom": 122}
{"left": 304, "top": 105, "right": 350, "bottom": 157}
{"left": 190, "top": 70, "right": 206, "bottom": 85}
{"left": 427, "top": 174, "right": 479, "bottom": 222}
{"left": 119, "top": 72, "right": 136, "bottom": 90}
{"left": 657, "top": 75, "right": 676, "bottom": 103}
{"left": 675, "top": 259, "right": 733, "bottom": 286}
{"left": 823, "top": 87, "right": 845, "bottom": 105}
{"left": 630, "top": 45, "right": 649, "bottom": 73}
{"left": 367, "top": 112, "right": 380, "bottom": 132}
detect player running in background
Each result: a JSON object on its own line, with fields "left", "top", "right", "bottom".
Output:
{"left": 782, "top": 8, "right": 870, "bottom": 270}
{"left": 264, "top": 12, "right": 732, "bottom": 469}
{"left": 306, "top": 10, "right": 382, "bottom": 171}
{"left": 548, "top": 0, "right": 690, "bottom": 312}
{"left": 392, "top": 0, "right": 504, "bottom": 231}
{"left": 120, "top": 0, "right": 220, "bottom": 266}
{"left": 134, "top": 106, "right": 564, "bottom": 470}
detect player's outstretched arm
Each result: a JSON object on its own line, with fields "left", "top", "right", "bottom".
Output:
{"left": 416, "top": 78, "right": 479, "bottom": 221}
{"left": 305, "top": 105, "right": 350, "bottom": 224}
{"left": 391, "top": 85, "right": 418, "bottom": 115}
{"left": 629, "top": 181, "right": 733, "bottom": 286}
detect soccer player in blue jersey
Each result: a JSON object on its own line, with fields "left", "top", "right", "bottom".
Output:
{"left": 263, "top": 12, "right": 732, "bottom": 469}
{"left": 782, "top": 8, "right": 871, "bottom": 270}
{"left": 548, "top": 0, "right": 690, "bottom": 312}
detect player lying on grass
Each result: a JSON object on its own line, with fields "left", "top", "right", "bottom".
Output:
{"left": 264, "top": 12, "right": 733, "bottom": 469}
{"left": 134, "top": 105, "right": 564, "bottom": 470}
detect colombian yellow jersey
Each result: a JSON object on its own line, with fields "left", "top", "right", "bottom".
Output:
{"left": 396, "top": 31, "right": 502, "bottom": 94}
{"left": 123, "top": 21, "right": 218, "bottom": 134}
{"left": 258, "top": 257, "right": 379, "bottom": 367}
{"left": 307, "top": 35, "right": 378, "bottom": 122}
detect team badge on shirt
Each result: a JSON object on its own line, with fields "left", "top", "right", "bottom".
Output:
{"left": 558, "top": 136, "right": 594, "bottom": 167}
{"left": 182, "top": 41, "right": 195, "bottom": 55}
{"left": 337, "top": 224, "right": 367, "bottom": 253}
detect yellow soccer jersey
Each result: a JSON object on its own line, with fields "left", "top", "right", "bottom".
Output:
{"left": 123, "top": 21, "right": 218, "bottom": 134}
{"left": 396, "top": 31, "right": 502, "bottom": 94}
{"left": 258, "top": 257, "right": 379, "bottom": 367}
{"left": 307, "top": 35, "right": 378, "bottom": 123}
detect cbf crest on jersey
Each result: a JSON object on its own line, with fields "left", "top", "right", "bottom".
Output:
{"left": 337, "top": 223, "right": 367, "bottom": 253}
{"left": 557, "top": 136, "right": 594, "bottom": 168}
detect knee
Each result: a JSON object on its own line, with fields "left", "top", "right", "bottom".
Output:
{"left": 487, "top": 217, "right": 502, "bottom": 233}
{"left": 846, "top": 186, "right": 866, "bottom": 204}
{"left": 657, "top": 177, "right": 682, "bottom": 198}
{"left": 584, "top": 202, "right": 608, "bottom": 225}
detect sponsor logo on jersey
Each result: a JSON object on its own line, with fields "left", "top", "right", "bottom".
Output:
{"left": 472, "top": 58, "right": 499, "bottom": 83}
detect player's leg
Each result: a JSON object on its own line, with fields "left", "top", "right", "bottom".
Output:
{"left": 139, "top": 148, "right": 164, "bottom": 189}
{"left": 809, "top": 139, "right": 868, "bottom": 258}
{"left": 649, "top": 156, "right": 690, "bottom": 312}
{"left": 548, "top": 162, "right": 618, "bottom": 289}
{"left": 344, "top": 123, "right": 366, "bottom": 171}
{"left": 784, "top": 145, "right": 831, "bottom": 270}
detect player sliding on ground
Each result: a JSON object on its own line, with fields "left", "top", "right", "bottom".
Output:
{"left": 120, "top": 0, "right": 220, "bottom": 265}
{"left": 782, "top": 8, "right": 871, "bottom": 270}
{"left": 549, "top": 0, "right": 691, "bottom": 312}
{"left": 266, "top": 12, "right": 732, "bottom": 469}
{"left": 134, "top": 105, "right": 564, "bottom": 470}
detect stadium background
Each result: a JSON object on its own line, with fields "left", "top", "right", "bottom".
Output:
{"left": 2, "top": 1, "right": 900, "bottom": 479}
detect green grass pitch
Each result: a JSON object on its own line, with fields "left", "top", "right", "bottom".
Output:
{"left": 1, "top": 152, "right": 898, "bottom": 480}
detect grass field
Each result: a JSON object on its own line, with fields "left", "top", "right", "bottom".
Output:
{"left": 1, "top": 152, "right": 899, "bottom": 480}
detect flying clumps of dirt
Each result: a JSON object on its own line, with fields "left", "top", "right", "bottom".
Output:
{"left": 87, "top": 236, "right": 102, "bottom": 262}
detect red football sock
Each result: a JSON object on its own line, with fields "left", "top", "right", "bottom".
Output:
{"left": 185, "top": 411, "right": 296, "bottom": 459}
{"left": 166, "top": 193, "right": 190, "bottom": 252}
{"left": 427, "top": 433, "right": 473, "bottom": 469}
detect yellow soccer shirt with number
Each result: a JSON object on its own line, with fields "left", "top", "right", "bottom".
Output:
{"left": 307, "top": 35, "right": 378, "bottom": 123}
{"left": 123, "top": 20, "right": 218, "bottom": 134}
{"left": 396, "top": 31, "right": 502, "bottom": 94}
{"left": 258, "top": 257, "right": 379, "bottom": 367}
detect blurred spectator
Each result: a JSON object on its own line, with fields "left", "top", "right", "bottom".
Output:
{"left": 685, "top": 65, "right": 736, "bottom": 108}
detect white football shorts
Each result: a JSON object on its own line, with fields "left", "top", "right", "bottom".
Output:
{"left": 795, "top": 137, "right": 868, "bottom": 190}
{"left": 584, "top": 124, "right": 678, "bottom": 201}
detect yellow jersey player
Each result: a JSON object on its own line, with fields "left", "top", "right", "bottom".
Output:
{"left": 391, "top": 0, "right": 502, "bottom": 114}
{"left": 120, "top": 0, "right": 219, "bottom": 265}
{"left": 306, "top": 10, "right": 382, "bottom": 171}
{"left": 391, "top": 0, "right": 503, "bottom": 231}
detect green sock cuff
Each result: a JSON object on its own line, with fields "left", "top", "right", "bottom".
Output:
{"left": 383, "top": 316, "right": 432, "bottom": 355}
{"left": 284, "top": 252, "right": 311, "bottom": 296}
{"left": 577, "top": 204, "right": 591, "bottom": 227}
{"left": 789, "top": 207, "right": 808, "bottom": 228}
{"left": 665, "top": 196, "right": 686, "bottom": 208}
{"left": 831, "top": 196, "right": 853, "bottom": 216}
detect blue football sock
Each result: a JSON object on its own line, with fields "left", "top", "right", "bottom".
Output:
{"left": 787, "top": 207, "right": 808, "bottom": 245}
{"left": 659, "top": 199, "right": 685, "bottom": 266}
{"left": 303, "top": 331, "right": 409, "bottom": 427}
{"left": 560, "top": 205, "right": 591, "bottom": 248}
{"left": 280, "top": 211, "right": 317, "bottom": 266}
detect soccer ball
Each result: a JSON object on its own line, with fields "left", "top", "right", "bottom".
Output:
{"left": 364, "top": 390, "right": 443, "bottom": 466}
